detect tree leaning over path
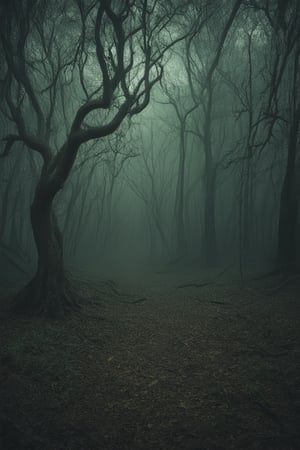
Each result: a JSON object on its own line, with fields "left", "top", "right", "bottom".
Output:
{"left": 0, "top": 0, "right": 193, "bottom": 317}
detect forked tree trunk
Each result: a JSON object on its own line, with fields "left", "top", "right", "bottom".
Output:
{"left": 14, "top": 180, "right": 76, "bottom": 317}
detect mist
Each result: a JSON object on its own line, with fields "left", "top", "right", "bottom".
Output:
{"left": 0, "top": 1, "right": 299, "bottom": 449}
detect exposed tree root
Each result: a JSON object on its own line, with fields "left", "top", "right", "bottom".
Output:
{"left": 12, "top": 276, "right": 81, "bottom": 319}
{"left": 248, "top": 273, "right": 300, "bottom": 297}
{"left": 252, "top": 263, "right": 299, "bottom": 281}
{"left": 177, "top": 282, "right": 212, "bottom": 289}
{"left": 69, "top": 275, "right": 148, "bottom": 305}
{"left": 117, "top": 297, "right": 148, "bottom": 305}
{"left": 261, "top": 274, "right": 300, "bottom": 295}
{"left": 176, "top": 264, "right": 234, "bottom": 289}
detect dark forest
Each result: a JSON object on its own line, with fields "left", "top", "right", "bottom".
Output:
{"left": 0, "top": 0, "right": 299, "bottom": 449}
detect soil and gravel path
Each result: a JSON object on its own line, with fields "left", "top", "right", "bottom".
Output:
{"left": 0, "top": 268, "right": 300, "bottom": 450}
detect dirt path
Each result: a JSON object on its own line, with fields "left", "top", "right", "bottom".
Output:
{"left": 0, "top": 271, "right": 300, "bottom": 449}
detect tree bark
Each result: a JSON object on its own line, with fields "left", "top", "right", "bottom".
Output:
{"left": 277, "top": 105, "right": 300, "bottom": 270}
{"left": 174, "top": 125, "right": 187, "bottom": 259}
{"left": 204, "top": 163, "right": 217, "bottom": 265}
{"left": 277, "top": 161, "right": 298, "bottom": 269}
{"left": 14, "top": 180, "right": 76, "bottom": 317}
{"left": 203, "top": 80, "right": 217, "bottom": 266}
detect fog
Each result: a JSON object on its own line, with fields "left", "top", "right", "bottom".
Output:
{"left": 1, "top": 2, "right": 300, "bottom": 448}
{"left": 1, "top": 12, "right": 298, "bottom": 283}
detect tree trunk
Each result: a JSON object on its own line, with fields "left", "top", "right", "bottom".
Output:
{"left": 14, "top": 181, "right": 76, "bottom": 317}
{"left": 277, "top": 106, "right": 300, "bottom": 271}
{"left": 174, "top": 125, "right": 187, "bottom": 259}
{"left": 278, "top": 167, "right": 298, "bottom": 270}
{"left": 202, "top": 79, "right": 217, "bottom": 266}
{"left": 204, "top": 163, "right": 217, "bottom": 265}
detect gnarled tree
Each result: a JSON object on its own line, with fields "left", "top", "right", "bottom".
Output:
{"left": 0, "top": 0, "right": 192, "bottom": 316}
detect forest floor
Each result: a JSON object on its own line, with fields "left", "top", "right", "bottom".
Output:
{"left": 0, "top": 265, "right": 300, "bottom": 450}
